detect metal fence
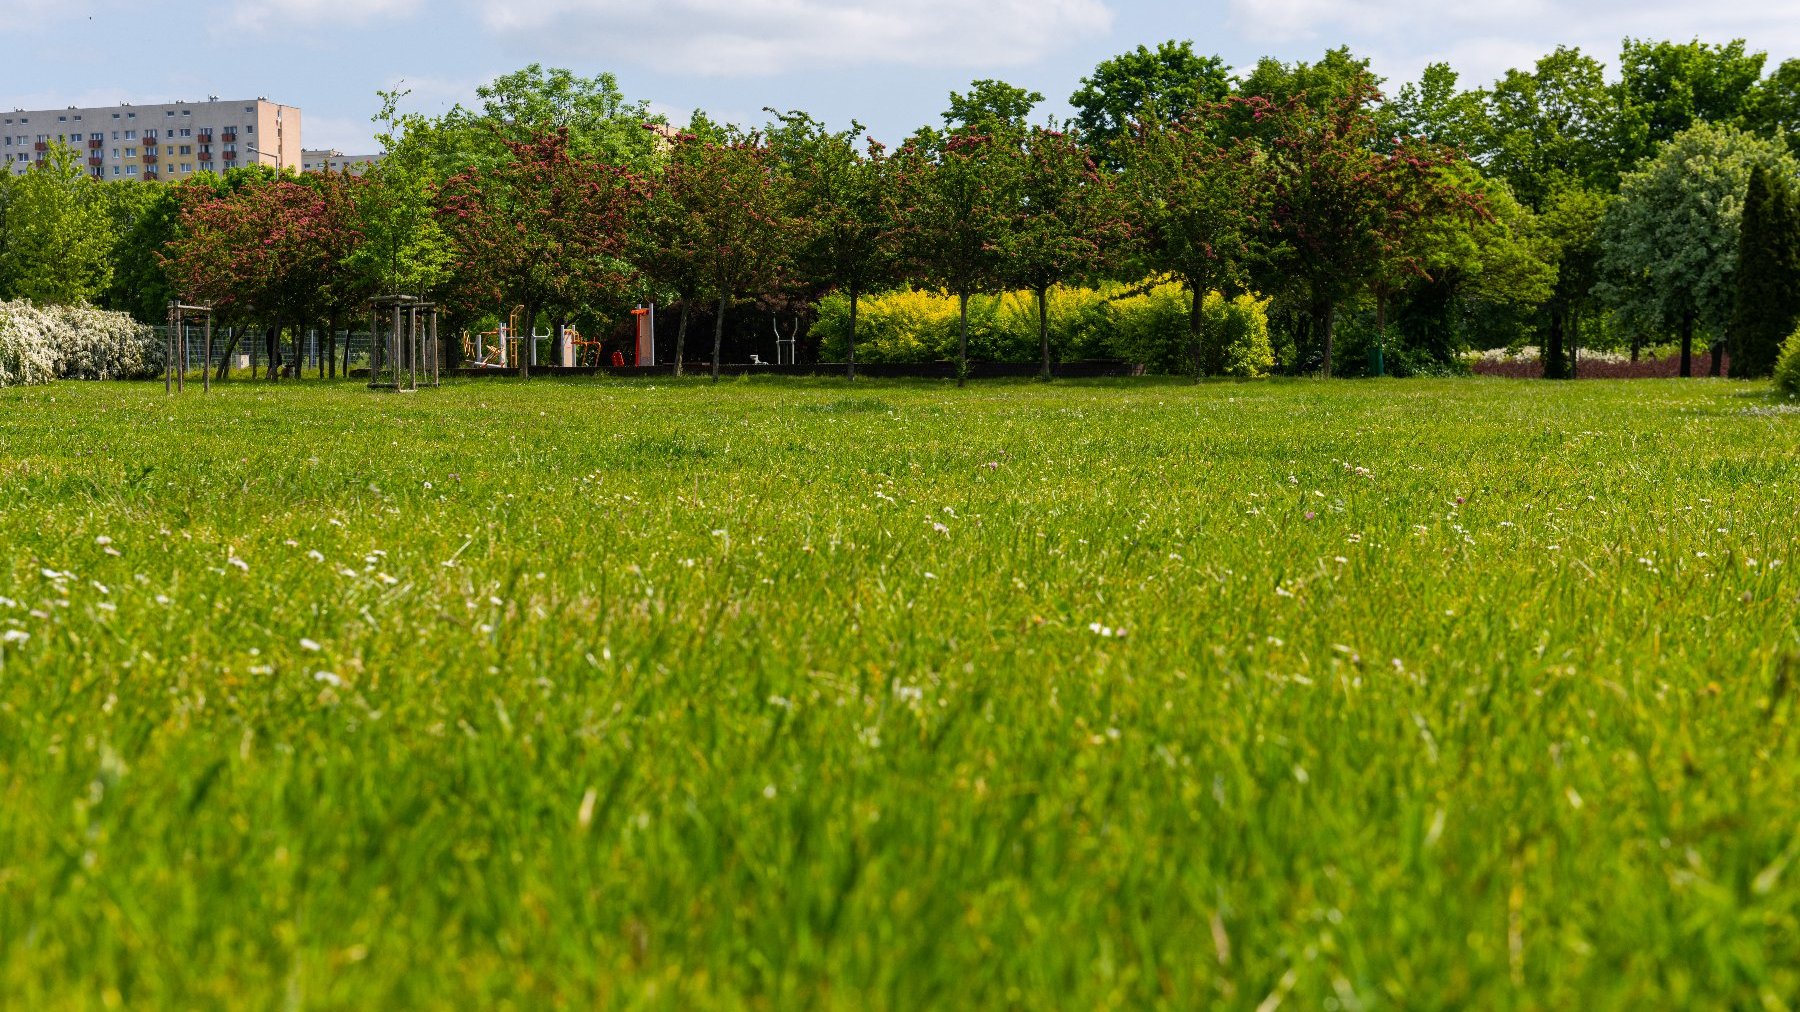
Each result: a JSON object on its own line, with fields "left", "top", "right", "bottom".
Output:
{"left": 152, "top": 327, "right": 382, "bottom": 376}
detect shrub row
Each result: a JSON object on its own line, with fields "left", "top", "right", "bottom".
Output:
{"left": 810, "top": 281, "right": 1274, "bottom": 377}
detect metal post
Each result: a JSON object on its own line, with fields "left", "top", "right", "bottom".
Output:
{"left": 203, "top": 314, "right": 212, "bottom": 393}
{"left": 392, "top": 304, "right": 403, "bottom": 392}
{"left": 408, "top": 305, "right": 419, "bottom": 391}
{"left": 430, "top": 309, "right": 440, "bottom": 387}
{"left": 164, "top": 304, "right": 173, "bottom": 394}
{"left": 176, "top": 309, "right": 186, "bottom": 393}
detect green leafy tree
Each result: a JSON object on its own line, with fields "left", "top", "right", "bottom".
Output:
{"left": 1474, "top": 46, "right": 1620, "bottom": 208}
{"left": 0, "top": 143, "right": 117, "bottom": 304}
{"left": 1729, "top": 164, "right": 1800, "bottom": 377}
{"left": 765, "top": 111, "right": 899, "bottom": 378}
{"left": 1069, "top": 41, "right": 1233, "bottom": 164}
{"left": 1536, "top": 185, "right": 1611, "bottom": 378}
{"left": 1615, "top": 38, "right": 1766, "bottom": 170}
{"left": 1747, "top": 58, "right": 1800, "bottom": 151}
{"left": 1388, "top": 63, "right": 1486, "bottom": 153}
{"left": 943, "top": 80, "right": 1044, "bottom": 134}
{"left": 1597, "top": 122, "right": 1800, "bottom": 376}
{"left": 98, "top": 180, "right": 181, "bottom": 323}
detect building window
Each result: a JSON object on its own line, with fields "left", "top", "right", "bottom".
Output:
{"left": 113, "top": 166, "right": 120, "bottom": 175}
{"left": 245, "top": 124, "right": 255, "bottom": 133}
{"left": 180, "top": 128, "right": 191, "bottom": 137}
{"left": 127, "top": 112, "right": 135, "bottom": 119}
{"left": 126, "top": 165, "right": 137, "bottom": 175}
{"left": 181, "top": 163, "right": 192, "bottom": 172}
{"left": 125, "top": 130, "right": 136, "bottom": 140}
{"left": 179, "top": 145, "right": 191, "bottom": 155}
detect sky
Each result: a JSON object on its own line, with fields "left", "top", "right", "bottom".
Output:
{"left": 4, "top": 0, "right": 1797, "bottom": 153}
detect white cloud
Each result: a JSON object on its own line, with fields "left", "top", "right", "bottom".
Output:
{"left": 227, "top": 0, "right": 421, "bottom": 31}
{"left": 479, "top": 0, "right": 1115, "bottom": 75}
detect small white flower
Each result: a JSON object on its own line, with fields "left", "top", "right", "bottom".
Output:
{"left": 932, "top": 522, "right": 949, "bottom": 535}
{"left": 228, "top": 557, "right": 249, "bottom": 572}
{"left": 94, "top": 535, "right": 112, "bottom": 546}
{"left": 762, "top": 784, "right": 778, "bottom": 799}
{"left": 307, "top": 550, "right": 325, "bottom": 562}
{"left": 300, "top": 638, "right": 322, "bottom": 652}
{"left": 1, "top": 630, "right": 28, "bottom": 644}
{"left": 313, "top": 671, "right": 343, "bottom": 687}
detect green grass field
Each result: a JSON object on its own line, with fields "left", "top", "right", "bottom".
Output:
{"left": 2, "top": 376, "right": 1798, "bottom": 1009}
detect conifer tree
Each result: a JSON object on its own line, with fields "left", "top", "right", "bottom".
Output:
{"left": 1729, "top": 164, "right": 1800, "bottom": 377}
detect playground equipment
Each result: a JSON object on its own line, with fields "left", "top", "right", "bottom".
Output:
{"left": 164, "top": 301, "right": 215, "bottom": 394}
{"left": 632, "top": 305, "right": 655, "bottom": 366}
{"left": 368, "top": 294, "right": 441, "bottom": 392}
{"left": 771, "top": 313, "right": 799, "bottom": 365}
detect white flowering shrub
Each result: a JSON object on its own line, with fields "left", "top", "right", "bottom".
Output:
{"left": 0, "top": 300, "right": 165, "bottom": 386}
{"left": 0, "top": 302, "right": 62, "bottom": 387}
{"left": 44, "top": 303, "right": 166, "bottom": 380}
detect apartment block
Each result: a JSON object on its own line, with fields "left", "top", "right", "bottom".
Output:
{"left": 2, "top": 97, "right": 300, "bottom": 181}
{"left": 301, "top": 148, "right": 381, "bottom": 174}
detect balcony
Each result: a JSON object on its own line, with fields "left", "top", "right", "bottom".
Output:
{"left": 197, "top": 150, "right": 212, "bottom": 162}
{"left": 196, "top": 133, "right": 212, "bottom": 144}
{"left": 220, "top": 131, "right": 236, "bottom": 143}
{"left": 88, "top": 156, "right": 103, "bottom": 167}
{"left": 33, "top": 141, "right": 47, "bottom": 151}
{"left": 88, "top": 138, "right": 103, "bottom": 149}
{"left": 142, "top": 170, "right": 158, "bottom": 180}
{"left": 142, "top": 152, "right": 157, "bottom": 164}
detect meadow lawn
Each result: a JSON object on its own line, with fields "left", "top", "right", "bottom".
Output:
{"left": 2, "top": 375, "right": 1798, "bottom": 1009}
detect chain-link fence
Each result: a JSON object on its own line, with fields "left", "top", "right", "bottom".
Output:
{"left": 151, "top": 326, "right": 382, "bottom": 376}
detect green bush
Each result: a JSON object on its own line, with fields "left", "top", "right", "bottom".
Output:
{"left": 1199, "top": 292, "right": 1275, "bottom": 378}
{"left": 1776, "top": 325, "right": 1800, "bottom": 396}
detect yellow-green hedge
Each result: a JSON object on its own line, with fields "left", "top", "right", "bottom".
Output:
{"left": 812, "top": 281, "right": 1273, "bottom": 377}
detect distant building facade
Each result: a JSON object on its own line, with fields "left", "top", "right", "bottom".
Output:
{"left": 301, "top": 148, "right": 381, "bottom": 174}
{"left": 2, "top": 97, "right": 300, "bottom": 180}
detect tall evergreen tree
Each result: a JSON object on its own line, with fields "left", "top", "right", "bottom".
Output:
{"left": 1729, "top": 164, "right": 1800, "bottom": 377}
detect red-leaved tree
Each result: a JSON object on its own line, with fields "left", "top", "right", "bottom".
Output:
{"left": 437, "top": 129, "right": 637, "bottom": 377}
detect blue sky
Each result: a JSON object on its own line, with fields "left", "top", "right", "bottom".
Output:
{"left": 5, "top": 0, "right": 1796, "bottom": 153}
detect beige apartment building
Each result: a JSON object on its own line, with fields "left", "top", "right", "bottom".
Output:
{"left": 301, "top": 148, "right": 381, "bottom": 174}
{"left": 2, "top": 97, "right": 299, "bottom": 181}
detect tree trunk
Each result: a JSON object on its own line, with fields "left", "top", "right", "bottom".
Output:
{"left": 292, "top": 317, "right": 306, "bottom": 380}
{"left": 326, "top": 318, "right": 338, "bottom": 379}
{"left": 711, "top": 293, "right": 728, "bottom": 383}
{"left": 518, "top": 303, "right": 534, "bottom": 379}
{"left": 1038, "top": 284, "right": 1053, "bottom": 381}
{"left": 214, "top": 327, "right": 240, "bottom": 382}
{"left": 673, "top": 296, "right": 689, "bottom": 378}
{"left": 1710, "top": 337, "right": 1723, "bottom": 377}
{"left": 1190, "top": 282, "right": 1206, "bottom": 383}
{"left": 265, "top": 325, "right": 281, "bottom": 381}
{"left": 847, "top": 287, "right": 858, "bottom": 381}
{"left": 1544, "top": 308, "right": 1569, "bottom": 380}
{"left": 1679, "top": 311, "right": 1693, "bottom": 377}
{"left": 1374, "top": 294, "right": 1387, "bottom": 378}
{"left": 343, "top": 322, "right": 354, "bottom": 376}
{"left": 1321, "top": 302, "right": 1337, "bottom": 379}
{"left": 957, "top": 290, "right": 970, "bottom": 388}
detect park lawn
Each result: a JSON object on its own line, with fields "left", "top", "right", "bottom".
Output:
{"left": 1, "top": 375, "right": 1797, "bottom": 1009}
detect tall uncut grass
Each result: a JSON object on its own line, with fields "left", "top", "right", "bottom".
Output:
{"left": 1, "top": 376, "right": 1797, "bottom": 1008}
